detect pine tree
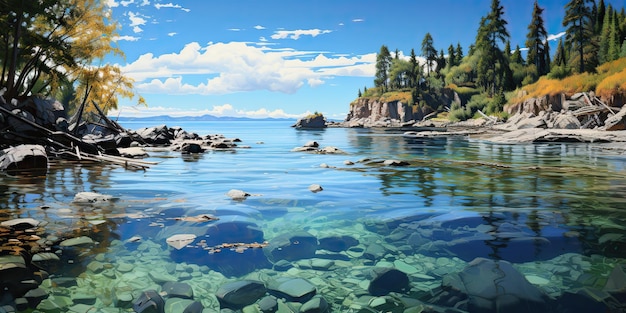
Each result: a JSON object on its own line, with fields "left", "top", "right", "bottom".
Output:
{"left": 447, "top": 44, "right": 456, "bottom": 68}
{"left": 598, "top": 5, "right": 613, "bottom": 63}
{"left": 421, "top": 33, "right": 437, "bottom": 77}
{"left": 525, "top": 0, "right": 550, "bottom": 77}
{"left": 596, "top": 0, "right": 606, "bottom": 33}
{"left": 553, "top": 38, "right": 567, "bottom": 67}
{"left": 607, "top": 10, "right": 621, "bottom": 61}
{"left": 409, "top": 48, "right": 419, "bottom": 88}
{"left": 563, "top": 0, "right": 595, "bottom": 73}
{"left": 455, "top": 43, "right": 464, "bottom": 64}
{"left": 374, "top": 45, "right": 392, "bottom": 92}
{"left": 436, "top": 49, "right": 446, "bottom": 73}
{"left": 511, "top": 45, "right": 524, "bottom": 64}
{"left": 475, "top": 0, "right": 511, "bottom": 96}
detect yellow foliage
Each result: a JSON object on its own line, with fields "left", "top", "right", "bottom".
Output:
{"left": 511, "top": 57, "right": 626, "bottom": 104}
{"left": 596, "top": 69, "right": 626, "bottom": 99}
{"left": 379, "top": 91, "right": 412, "bottom": 104}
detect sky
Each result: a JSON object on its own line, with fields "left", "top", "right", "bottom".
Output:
{"left": 104, "top": 0, "right": 622, "bottom": 120}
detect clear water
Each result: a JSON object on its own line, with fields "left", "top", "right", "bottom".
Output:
{"left": 2, "top": 120, "right": 626, "bottom": 311}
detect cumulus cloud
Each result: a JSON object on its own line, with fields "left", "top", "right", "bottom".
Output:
{"left": 114, "top": 35, "right": 140, "bottom": 41}
{"left": 254, "top": 25, "right": 265, "bottom": 30}
{"left": 120, "top": 0, "right": 134, "bottom": 6}
{"left": 168, "top": 32, "right": 177, "bottom": 37}
{"left": 106, "top": 0, "right": 119, "bottom": 7}
{"left": 352, "top": 18, "right": 364, "bottom": 22}
{"left": 271, "top": 29, "right": 332, "bottom": 40}
{"left": 128, "top": 11, "right": 147, "bottom": 33}
{"left": 154, "top": 2, "right": 190, "bottom": 12}
{"left": 120, "top": 41, "right": 375, "bottom": 95}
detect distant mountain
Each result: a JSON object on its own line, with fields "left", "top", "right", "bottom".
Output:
{"left": 110, "top": 114, "right": 296, "bottom": 122}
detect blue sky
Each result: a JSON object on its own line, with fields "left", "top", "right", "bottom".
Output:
{"left": 105, "top": 0, "right": 621, "bottom": 119}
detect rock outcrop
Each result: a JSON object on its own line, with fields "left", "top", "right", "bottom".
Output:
{"left": 345, "top": 98, "right": 421, "bottom": 127}
{"left": 292, "top": 113, "right": 326, "bottom": 128}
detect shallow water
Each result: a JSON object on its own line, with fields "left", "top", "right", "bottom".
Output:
{"left": 2, "top": 120, "right": 626, "bottom": 312}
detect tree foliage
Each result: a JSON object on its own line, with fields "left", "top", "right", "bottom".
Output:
{"left": 0, "top": 0, "right": 143, "bottom": 114}
{"left": 525, "top": 1, "right": 550, "bottom": 78}
{"left": 421, "top": 33, "right": 436, "bottom": 77}
{"left": 563, "top": 0, "right": 596, "bottom": 73}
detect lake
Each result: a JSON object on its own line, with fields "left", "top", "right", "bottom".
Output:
{"left": 1, "top": 120, "right": 626, "bottom": 312}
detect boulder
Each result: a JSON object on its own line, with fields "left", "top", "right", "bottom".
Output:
{"left": 264, "top": 231, "right": 318, "bottom": 262}
{"left": 164, "top": 298, "right": 203, "bottom": 313}
{"left": 368, "top": 267, "right": 409, "bottom": 296}
{"left": 438, "top": 258, "right": 550, "bottom": 313}
{"left": 267, "top": 277, "right": 316, "bottom": 303}
{"left": 299, "top": 295, "right": 329, "bottom": 313}
{"left": 292, "top": 114, "right": 326, "bottom": 129}
{"left": 133, "top": 290, "right": 165, "bottom": 313}
{"left": 0, "top": 144, "right": 48, "bottom": 175}
{"left": 216, "top": 280, "right": 267, "bottom": 309}
{"left": 72, "top": 191, "right": 113, "bottom": 203}
{"left": 161, "top": 282, "right": 194, "bottom": 299}
{"left": 318, "top": 235, "right": 359, "bottom": 252}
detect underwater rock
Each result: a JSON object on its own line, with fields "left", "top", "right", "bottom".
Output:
{"left": 272, "top": 260, "right": 293, "bottom": 272}
{"left": 165, "top": 234, "right": 196, "bottom": 250}
{"left": 264, "top": 231, "right": 318, "bottom": 263}
{"left": 133, "top": 289, "right": 165, "bottom": 313}
{"left": 267, "top": 277, "right": 316, "bottom": 303}
{"left": 368, "top": 267, "right": 409, "bottom": 296}
{"left": 164, "top": 298, "right": 203, "bottom": 313}
{"left": 59, "top": 236, "right": 95, "bottom": 247}
{"left": 257, "top": 295, "right": 278, "bottom": 312}
{"left": 0, "top": 217, "right": 41, "bottom": 229}
{"left": 216, "top": 280, "right": 267, "bottom": 309}
{"left": 383, "top": 159, "right": 410, "bottom": 166}
{"left": 299, "top": 295, "right": 329, "bottom": 313}
{"left": 438, "top": 257, "right": 550, "bottom": 313}
{"left": 318, "top": 235, "right": 359, "bottom": 252}
{"left": 162, "top": 282, "right": 194, "bottom": 299}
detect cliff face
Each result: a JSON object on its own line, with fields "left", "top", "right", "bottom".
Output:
{"left": 345, "top": 99, "right": 422, "bottom": 127}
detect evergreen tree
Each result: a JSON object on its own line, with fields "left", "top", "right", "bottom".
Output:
{"left": 358, "top": 89, "right": 362, "bottom": 97}
{"left": 563, "top": 0, "right": 595, "bottom": 73}
{"left": 447, "top": 44, "right": 456, "bottom": 68}
{"left": 504, "top": 40, "right": 512, "bottom": 58}
{"left": 596, "top": 0, "right": 606, "bottom": 33}
{"left": 475, "top": 0, "right": 511, "bottom": 96}
{"left": 511, "top": 45, "right": 524, "bottom": 64}
{"left": 421, "top": 33, "right": 437, "bottom": 77}
{"left": 409, "top": 48, "right": 419, "bottom": 88}
{"left": 374, "top": 45, "right": 392, "bottom": 92}
{"left": 436, "top": 49, "right": 446, "bottom": 73}
{"left": 525, "top": 0, "right": 550, "bottom": 77}
{"left": 607, "top": 10, "right": 622, "bottom": 61}
{"left": 598, "top": 5, "right": 614, "bottom": 63}
{"left": 455, "top": 43, "right": 464, "bottom": 64}
{"left": 553, "top": 38, "right": 567, "bottom": 66}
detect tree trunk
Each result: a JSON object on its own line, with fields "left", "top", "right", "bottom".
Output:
{"left": 6, "top": 13, "right": 22, "bottom": 100}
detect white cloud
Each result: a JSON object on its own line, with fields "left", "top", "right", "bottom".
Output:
{"left": 259, "top": 36, "right": 268, "bottom": 42}
{"left": 168, "top": 32, "right": 177, "bottom": 37}
{"left": 120, "top": 41, "right": 376, "bottom": 95}
{"left": 106, "top": 0, "right": 119, "bottom": 7}
{"left": 547, "top": 31, "right": 566, "bottom": 42}
{"left": 154, "top": 2, "right": 190, "bottom": 12}
{"left": 271, "top": 29, "right": 332, "bottom": 40}
{"left": 352, "top": 18, "right": 364, "bottom": 22}
{"left": 139, "top": 0, "right": 150, "bottom": 6}
{"left": 254, "top": 25, "right": 265, "bottom": 30}
{"left": 228, "top": 28, "right": 242, "bottom": 31}
{"left": 120, "top": 0, "right": 134, "bottom": 6}
{"left": 128, "top": 11, "right": 147, "bottom": 33}
{"left": 114, "top": 35, "right": 140, "bottom": 41}
{"left": 109, "top": 104, "right": 303, "bottom": 119}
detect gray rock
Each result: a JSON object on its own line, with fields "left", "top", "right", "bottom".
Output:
{"left": 164, "top": 298, "right": 203, "bottom": 313}
{"left": 292, "top": 114, "right": 326, "bottom": 129}
{"left": 59, "top": 236, "right": 94, "bottom": 247}
{"left": 604, "top": 105, "right": 626, "bottom": 131}
{"left": 216, "top": 280, "right": 267, "bottom": 309}
{"left": 273, "top": 260, "right": 293, "bottom": 272}
{"left": 226, "top": 189, "right": 250, "bottom": 201}
{"left": 257, "top": 296, "right": 278, "bottom": 313}
{"left": 133, "top": 290, "right": 165, "bottom": 313}
{"left": 308, "top": 184, "right": 323, "bottom": 193}
{"left": 72, "top": 192, "right": 113, "bottom": 203}
{"left": 0, "top": 144, "right": 48, "bottom": 175}
{"left": 267, "top": 277, "right": 316, "bottom": 303}
{"left": 0, "top": 218, "right": 40, "bottom": 229}
{"left": 318, "top": 235, "right": 359, "bottom": 252}
{"left": 162, "top": 282, "right": 194, "bottom": 299}
{"left": 299, "top": 295, "right": 329, "bottom": 313}
{"left": 439, "top": 257, "right": 549, "bottom": 313}
{"left": 264, "top": 231, "right": 318, "bottom": 262}
{"left": 383, "top": 159, "right": 409, "bottom": 166}
{"left": 368, "top": 267, "right": 409, "bottom": 296}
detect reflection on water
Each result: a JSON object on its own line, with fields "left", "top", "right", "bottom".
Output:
{"left": 1, "top": 121, "right": 626, "bottom": 312}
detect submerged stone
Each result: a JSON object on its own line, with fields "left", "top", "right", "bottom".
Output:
{"left": 162, "top": 282, "right": 194, "bottom": 299}
{"left": 164, "top": 298, "right": 202, "bottom": 313}
{"left": 267, "top": 277, "right": 316, "bottom": 303}
{"left": 264, "top": 231, "right": 318, "bottom": 263}
{"left": 368, "top": 267, "right": 409, "bottom": 296}
{"left": 318, "top": 235, "right": 359, "bottom": 252}
{"left": 299, "top": 295, "right": 329, "bottom": 313}
{"left": 133, "top": 290, "right": 165, "bottom": 313}
{"left": 216, "top": 280, "right": 267, "bottom": 309}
